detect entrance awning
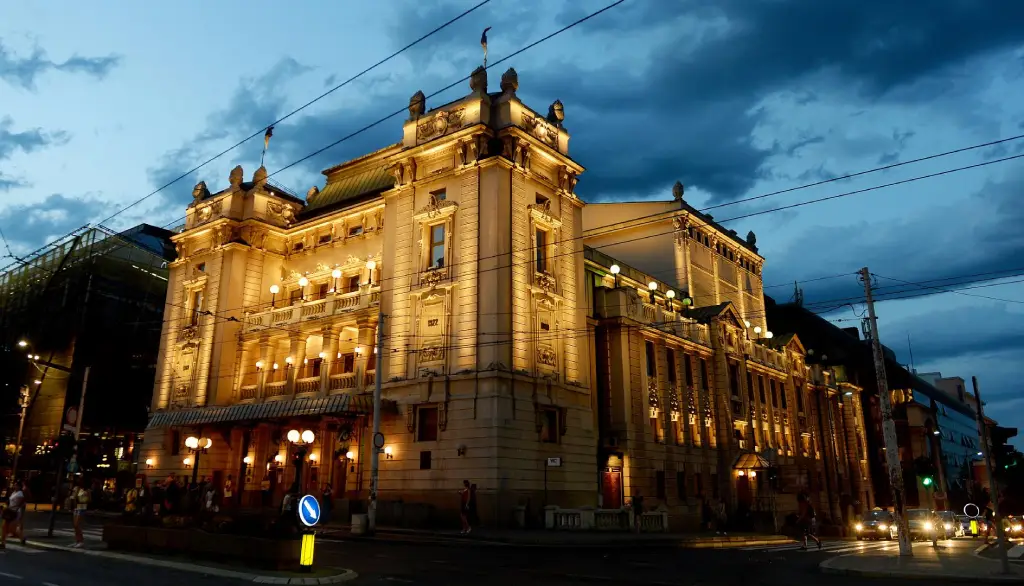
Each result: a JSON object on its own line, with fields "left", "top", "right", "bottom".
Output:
{"left": 732, "top": 452, "right": 771, "bottom": 470}
{"left": 146, "top": 393, "right": 385, "bottom": 429}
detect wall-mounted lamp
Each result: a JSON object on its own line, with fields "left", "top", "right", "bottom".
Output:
{"left": 331, "top": 268, "right": 342, "bottom": 291}
{"left": 183, "top": 457, "right": 193, "bottom": 468}
{"left": 285, "top": 356, "right": 294, "bottom": 365}
{"left": 256, "top": 360, "right": 264, "bottom": 370}
{"left": 145, "top": 458, "right": 154, "bottom": 469}
{"left": 748, "top": 470, "right": 757, "bottom": 478}
{"left": 269, "top": 284, "right": 280, "bottom": 307}
{"left": 610, "top": 264, "right": 620, "bottom": 287}
{"left": 345, "top": 450, "right": 355, "bottom": 460}
{"left": 272, "top": 363, "right": 279, "bottom": 370}
{"left": 753, "top": 326, "right": 762, "bottom": 336}
{"left": 383, "top": 446, "right": 393, "bottom": 460}
{"left": 457, "top": 444, "right": 467, "bottom": 456}
{"left": 298, "top": 276, "right": 309, "bottom": 300}
{"left": 309, "top": 452, "right": 318, "bottom": 462}
{"left": 319, "top": 352, "right": 327, "bottom": 359}
{"left": 274, "top": 454, "right": 284, "bottom": 463}
{"left": 737, "top": 470, "right": 745, "bottom": 477}
{"left": 243, "top": 456, "right": 253, "bottom": 465}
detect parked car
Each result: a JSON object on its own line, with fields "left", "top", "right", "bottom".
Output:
{"left": 935, "top": 511, "right": 965, "bottom": 539}
{"left": 854, "top": 508, "right": 898, "bottom": 540}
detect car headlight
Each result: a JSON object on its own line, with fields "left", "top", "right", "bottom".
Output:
{"left": 878, "top": 524, "right": 888, "bottom": 531}
{"left": 855, "top": 523, "right": 864, "bottom": 531}
{"left": 924, "top": 522, "right": 934, "bottom": 531}
{"left": 1013, "top": 525, "right": 1022, "bottom": 532}
{"left": 944, "top": 523, "right": 952, "bottom": 530}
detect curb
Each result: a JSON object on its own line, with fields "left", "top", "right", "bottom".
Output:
{"left": 323, "top": 530, "right": 792, "bottom": 549}
{"left": 819, "top": 557, "right": 1020, "bottom": 583}
{"left": 24, "top": 539, "right": 358, "bottom": 584}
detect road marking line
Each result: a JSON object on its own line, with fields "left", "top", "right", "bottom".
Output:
{"left": 3, "top": 543, "right": 43, "bottom": 554}
{"left": 0, "top": 571, "right": 22, "bottom": 579}
{"left": 42, "top": 582, "right": 60, "bottom": 586}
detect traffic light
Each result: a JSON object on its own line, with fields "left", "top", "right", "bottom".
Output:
{"left": 922, "top": 475, "right": 934, "bottom": 487}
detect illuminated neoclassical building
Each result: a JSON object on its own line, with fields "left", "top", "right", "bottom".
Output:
{"left": 142, "top": 66, "right": 871, "bottom": 530}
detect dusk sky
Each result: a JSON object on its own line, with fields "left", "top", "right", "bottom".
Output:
{"left": 1, "top": 1, "right": 1021, "bottom": 443}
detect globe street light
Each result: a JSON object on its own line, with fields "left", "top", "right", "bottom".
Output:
{"left": 269, "top": 284, "right": 280, "bottom": 307}
{"left": 288, "top": 429, "right": 315, "bottom": 496}
{"left": 184, "top": 435, "right": 212, "bottom": 486}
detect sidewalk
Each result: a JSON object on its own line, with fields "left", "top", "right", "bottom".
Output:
{"left": 320, "top": 523, "right": 792, "bottom": 548}
{"left": 820, "top": 544, "right": 1024, "bottom": 583}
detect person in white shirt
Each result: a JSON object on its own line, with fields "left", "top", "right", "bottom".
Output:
{"left": 2, "top": 481, "right": 26, "bottom": 547}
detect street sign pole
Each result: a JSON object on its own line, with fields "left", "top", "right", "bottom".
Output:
{"left": 367, "top": 313, "right": 385, "bottom": 535}
{"left": 972, "top": 377, "right": 1010, "bottom": 575}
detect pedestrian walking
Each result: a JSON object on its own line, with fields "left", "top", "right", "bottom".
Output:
{"left": 72, "top": 478, "right": 90, "bottom": 548}
{"left": 714, "top": 499, "right": 728, "bottom": 535}
{"left": 632, "top": 492, "right": 644, "bottom": 533}
{"left": 321, "top": 483, "right": 333, "bottom": 524}
{"left": 797, "top": 493, "right": 821, "bottom": 550}
{"left": 1, "top": 481, "right": 26, "bottom": 548}
{"left": 459, "top": 480, "right": 472, "bottom": 534}
{"left": 468, "top": 483, "right": 479, "bottom": 528}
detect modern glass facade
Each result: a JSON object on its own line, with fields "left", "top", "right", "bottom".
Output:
{"left": 911, "top": 384, "right": 980, "bottom": 503}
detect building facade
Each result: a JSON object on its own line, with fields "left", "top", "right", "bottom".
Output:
{"left": 142, "top": 67, "right": 872, "bottom": 529}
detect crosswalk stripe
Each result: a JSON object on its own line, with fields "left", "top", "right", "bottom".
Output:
{"left": 740, "top": 540, "right": 895, "bottom": 553}
{"left": 4, "top": 543, "right": 44, "bottom": 554}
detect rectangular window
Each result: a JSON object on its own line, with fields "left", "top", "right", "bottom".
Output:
{"left": 645, "top": 341, "right": 656, "bottom": 378}
{"left": 796, "top": 386, "right": 804, "bottom": 412}
{"left": 746, "top": 372, "right": 754, "bottom": 401}
{"left": 317, "top": 283, "right": 329, "bottom": 300}
{"left": 310, "top": 358, "right": 323, "bottom": 377}
{"left": 429, "top": 224, "right": 446, "bottom": 268}
{"left": 535, "top": 228, "right": 548, "bottom": 273}
{"left": 780, "top": 383, "right": 788, "bottom": 409}
{"left": 347, "top": 275, "right": 360, "bottom": 293}
{"left": 342, "top": 353, "right": 355, "bottom": 373}
{"left": 419, "top": 451, "right": 432, "bottom": 470}
{"left": 676, "top": 470, "right": 687, "bottom": 500}
{"left": 695, "top": 472, "right": 703, "bottom": 496}
{"left": 770, "top": 379, "right": 779, "bottom": 409}
{"left": 540, "top": 408, "right": 559, "bottom": 443}
{"left": 728, "top": 362, "right": 740, "bottom": 397}
{"left": 433, "top": 189, "right": 446, "bottom": 201}
{"left": 699, "top": 359, "right": 709, "bottom": 389}
{"left": 170, "top": 431, "right": 180, "bottom": 456}
{"left": 758, "top": 376, "right": 767, "bottom": 405}
{"left": 667, "top": 349, "right": 676, "bottom": 384}
{"left": 656, "top": 471, "right": 666, "bottom": 500}
{"left": 318, "top": 233, "right": 332, "bottom": 245}
{"left": 189, "top": 289, "right": 204, "bottom": 326}
{"left": 348, "top": 225, "right": 363, "bottom": 237}
{"left": 683, "top": 354, "right": 693, "bottom": 387}
{"left": 289, "top": 288, "right": 303, "bottom": 305}
{"left": 417, "top": 406, "right": 438, "bottom": 442}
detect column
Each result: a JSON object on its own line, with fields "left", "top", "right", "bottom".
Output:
{"left": 320, "top": 325, "right": 337, "bottom": 396}
{"left": 257, "top": 337, "right": 271, "bottom": 399}
{"left": 841, "top": 391, "right": 865, "bottom": 515}
{"left": 355, "top": 319, "right": 376, "bottom": 391}
{"left": 287, "top": 334, "right": 307, "bottom": 397}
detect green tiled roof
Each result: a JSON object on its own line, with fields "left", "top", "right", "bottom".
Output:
{"left": 306, "top": 164, "right": 394, "bottom": 210}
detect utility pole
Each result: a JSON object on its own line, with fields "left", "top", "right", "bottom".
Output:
{"left": 48, "top": 365, "right": 88, "bottom": 538}
{"left": 11, "top": 385, "right": 30, "bottom": 480}
{"left": 972, "top": 377, "right": 1011, "bottom": 575}
{"left": 367, "top": 313, "right": 386, "bottom": 534}
{"left": 860, "top": 267, "right": 912, "bottom": 557}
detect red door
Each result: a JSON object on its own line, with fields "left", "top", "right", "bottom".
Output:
{"left": 602, "top": 469, "right": 622, "bottom": 509}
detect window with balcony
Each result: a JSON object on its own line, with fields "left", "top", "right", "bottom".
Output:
{"left": 341, "top": 353, "right": 355, "bottom": 373}
{"left": 289, "top": 288, "right": 303, "bottom": 305}
{"left": 346, "top": 275, "right": 360, "bottom": 293}
{"left": 317, "top": 283, "right": 329, "bottom": 300}
{"left": 189, "top": 289, "right": 204, "bottom": 326}
{"left": 417, "top": 406, "right": 438, "bottom": 442}
{"left": 645, "top": 341, "right": 656, "bottom": 378}
{"left": 535, "top": 228, "right": 549, "bottom": 273}
{"left": 770, "top": 379, "right": 779, "bottom": 409}
{"left": 429, "top": 224, "right": 445, "bottom": 269}
{"left": 758, "top": 376, "right": 767, "bottom": 405}
{"left": 683, "top": 354, "right": 693, "bottom": 387}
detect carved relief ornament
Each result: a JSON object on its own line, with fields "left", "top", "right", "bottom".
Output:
{"left": 266, "top": 201, "right": 296, "bottom": 226}
{"left": 557, "top": 166, "right": 578, "bottom": 196}
{"left": 522, "top": 113, "right": 558, "bottom": 147}
{"left": 537, "top": 346, "right": 557, "bottom": 367}
{"left": 390, "top": 158, "right": 417, "bottom": 187}
{"left": 416, "top": 108, "right": 466, "bottom": 142}
{"left": 413, "top": 193, "right": 459, "bottom": 220}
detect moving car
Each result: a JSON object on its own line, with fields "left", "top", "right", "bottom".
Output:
{"left": 935, "top": 511, "right": 965, "bottom": 539}
{"left": 854, "top": 509, "right": 898, "bottom": 540}
{"left": 904, "top": 508, "right": 940, "bottom": 541}
{"left": 1004, "top": 515, "right": 1022, "bottom": 538}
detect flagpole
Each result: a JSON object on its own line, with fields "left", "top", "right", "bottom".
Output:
{"left": 262, "top": 126, "right": 274, "bottom": 168}
{"left": 481, "top": 26, "right": 491, "bottom": 69}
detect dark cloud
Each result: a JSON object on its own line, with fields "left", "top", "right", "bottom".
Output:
{"left": 0, "top": 194, "right": 111, "bottom": 251}
{"left": 0, "top": 40, "right": 120, "bottom": 90}
{"left": 0, "top": 118, "right": 70, "bottom": 192}
{"left": 882, "top": 305, "right": 1024, "bottom": 365}
{"left": 767, "top": 169, "right": 1024, "bottom": 307}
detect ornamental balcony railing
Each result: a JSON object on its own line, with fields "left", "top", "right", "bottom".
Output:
{"left": 242, "top": 286, "right": 380, "bottom": 334}
{"left": 745, "top": 340, "right": 786, "bottom": 372}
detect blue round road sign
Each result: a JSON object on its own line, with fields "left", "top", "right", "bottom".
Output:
{"left": 298, "top": 495, "right": 321, "bottom": 527}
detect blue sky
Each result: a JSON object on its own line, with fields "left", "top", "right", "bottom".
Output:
{"left": 1, "top": 0, "right": 1022, "bottom": 443}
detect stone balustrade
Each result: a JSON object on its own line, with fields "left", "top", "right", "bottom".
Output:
{"left": 242, "top": 286, "right": 380, "bottom": 334}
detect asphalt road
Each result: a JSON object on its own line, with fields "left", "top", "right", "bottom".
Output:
{"left": 1, "top": 512, "right": 991, "bottom": 586}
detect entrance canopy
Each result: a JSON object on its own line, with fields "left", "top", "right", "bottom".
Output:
{"left": 732, "top": 452, "right": 771, "bottom": 471}
{"left": 147, "top": 393, "right": 384, "bottom": 429}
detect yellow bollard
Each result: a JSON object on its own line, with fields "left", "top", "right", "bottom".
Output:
{"left": 300, "top": 531, "right": 316, "bottom": 572}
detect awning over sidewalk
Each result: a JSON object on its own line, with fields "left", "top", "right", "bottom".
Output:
{"left": 732, "top": 452, "right": 771, "bottom": 470}
{"left": 146, "top": 393, "right": 385, "bottom": 429}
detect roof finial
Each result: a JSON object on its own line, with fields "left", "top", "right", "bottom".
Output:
{"left": 672, "top": 181, "right": 684, "bottom": 201}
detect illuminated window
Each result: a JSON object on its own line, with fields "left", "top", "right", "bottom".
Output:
{"left": 189, "top": 289, "right": 204, "bottom": 326}
{"left": 535, "top": 228, "right": 549, "bottom": 273}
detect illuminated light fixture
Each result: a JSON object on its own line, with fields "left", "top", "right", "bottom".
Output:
{"left": 765, "top": 331, "right": 773, "bottom": 339}
{"left": 319, "top": 352, "right": 326, "bottom": 359}
{"left": 202, "top": 438, "right": 212, "bottom": 450}
{"left": 303, "top": 358, "right": 309, "bottom": 365}
{"left": 331, "top": 269, "right": 342, "bottom": 279}
{"left": 977, "top": 451, "right": 983, "bottom": 456}
{"left": 301, "top": 429, "right": 315, "bottom": 444}
{"left": 737, "top": 470, "right": 745, "bottom": 476}
{"left": 33, "top": 355, "right": 40, "bottom": 360}
{"left": 309, "top": 453, "right": 318, "bottom": 462}
{"left": 345, "top": 451, "right": 355, "bottom": 460}
{"left": 355, "top": 346, "right": 363, "bottom": 356}
{"left": 256, "top": 360, "right": 264, "bottom": 369}
{"left": 185, "top": 436, "right": 200, "bottom": 450}
{"left": 748, "top": 471, "right": 757, "bottom": 478}
{"left": 285, "top": 356, "right": 294, "bottom": 364}
{"left": 744, "top": 320, "right": 751, "bottom": 328}
{"left": 666, "top": 290, "right": 676, "bottom": 299}
{"left": 287, "top": 429, "right": 300, "bottom": 443}
{"left": 269, "top": 284, "right": 280, "bottom": 295}
{"left": 609, "top": 264, "right": 620, "bottom": 275}
{"left": 183, "top": 457, "right": 192, "bottom": 467}
{"left": 845, "top": 391, "right": 854, "bottom": 397}
{"left": 753, "top": 326, "right": 762, "bottom": 335}
{"left": 681, "top": 296, "right": 692, "bottom": 307}
{"left": 383, "top": 446, "right": 393, "bottom": 459}
{"left": 243, "top": 456, "right": 253, "bottom": 465}
{"left": 17, "top": 340, "right": 27, "bottom": 347}
{"left": 648, "top": 281, "right": 658, "bottom": 291}
{"left": 272, "top": 363, "right": 279, "bottom": 370}
{"left": 33, "top": 379, "right": 42, "bottom": 385}
{"left": 298, "top": 277, "right": 309, "bottom": 287}
{"left": 337, "top": 352, "right": 341, "bottom": 359}
{"left": 274, "top": 454, "right": 284, "bottom": 463}
{"left": 145, "top": 458, "right": 154, "bottom": 468}
{"left": 27, "top": 353, "right": 32, "bottom": 359}
{"left": 366, "top": 260, "right": 376, "bottom": 270}
{"left": 933, "top": 430, "right": 941, "bottom": 436}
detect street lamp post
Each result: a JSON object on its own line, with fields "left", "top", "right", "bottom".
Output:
{"left": 10, "top": 383, "right": 34, "bottom": 480}
{"left": 184, "top": 436, "right": 212, "bottom": 486}
{"left": 287, "top": 429, "right": 315, "bottom": 494}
